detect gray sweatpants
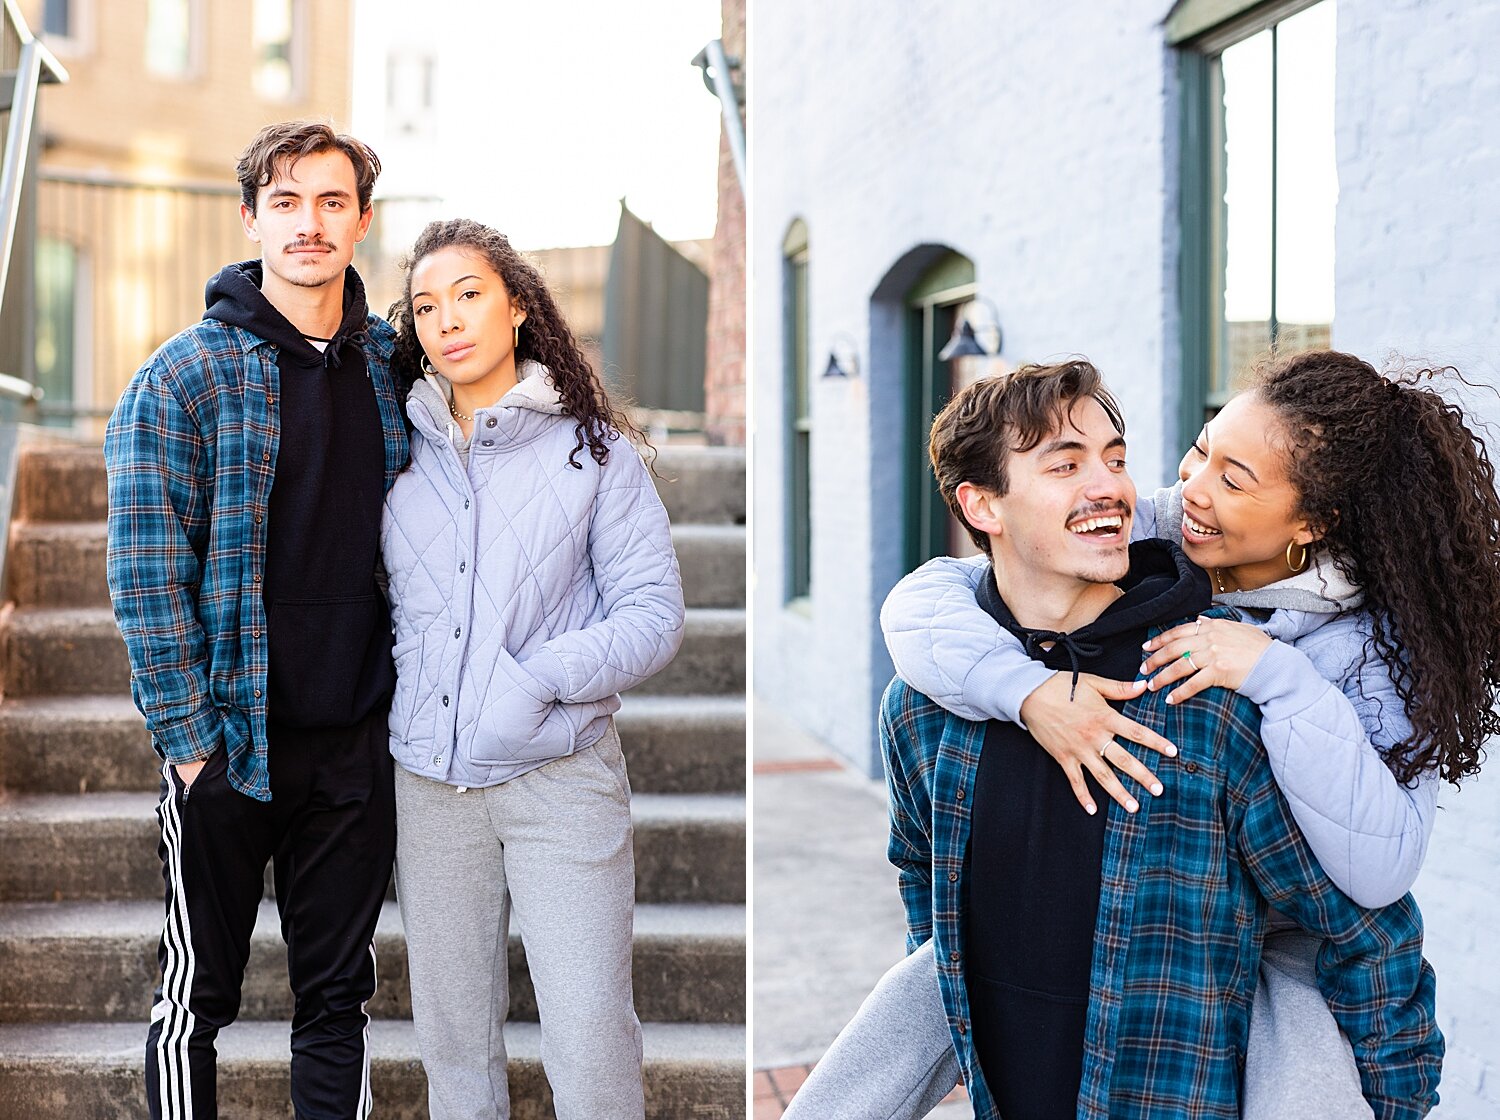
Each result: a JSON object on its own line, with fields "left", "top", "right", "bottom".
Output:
{"left": 393, "top": 725, "right": 645, "bottom": 1120}
{"left": 784, "top": 930, "right": 1372, "bottom": 1119}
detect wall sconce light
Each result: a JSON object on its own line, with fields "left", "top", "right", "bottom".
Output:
{"left": 822, "top": 333, "right": 860, "bottom": 379}
{"left": 938, "top": 297, "right": 1003, "bottom": 361}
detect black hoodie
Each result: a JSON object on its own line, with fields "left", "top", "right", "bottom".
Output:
{"left": 204, "top": 261, "right": 395, "bottom": 729}
{"left": 963, "top": 539, "right": 1212, "bottom": 1120}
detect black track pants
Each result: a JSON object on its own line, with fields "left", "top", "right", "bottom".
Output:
{"left": 145, "top": 705, "right": 396, "bottom": 1120}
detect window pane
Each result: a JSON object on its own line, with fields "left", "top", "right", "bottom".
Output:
{"left": 42, "top": 0, "right": 71, "bottom": 38}
{"left": 1274, "top": 1, "right": 1336, "bottom": 352}
{"left": 145, "top": 0, "right": 192, "bottom": 77}
{"left": 1220, "top": 27, "right": 1274, "bottom": 395}
{"left": 253, "top": 0, "right": 297, "bottom": 100}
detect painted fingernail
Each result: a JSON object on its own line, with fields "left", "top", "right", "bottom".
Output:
{"left": 1127, "top": 800, "right": 1139, "bottom": 813}
{"left": 1151, "top": 784, "right": 1163, "bottom": 796}
{"left": 1165, "top": 694, "right": 1177, "bottom": 705}
{"left": 1086, "top": 803, "right": 1097, "bottom": 815}
{"left": 1141, "top": 640, "right": 1153, "bottom": 650}
{"left": 1164, "top": 745, "right": 1178, "bottom": 757}
{"left": 1138, "top": 662, "right": 1149, "bottom": 676}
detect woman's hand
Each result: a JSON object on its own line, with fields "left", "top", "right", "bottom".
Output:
{"left": 1140, "top": 616, "right": 1273, "bottom": 705}
{"left": 1018, "top": 672, "right": 1179, "bottom": 817}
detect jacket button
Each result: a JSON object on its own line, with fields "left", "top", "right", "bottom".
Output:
{"left": 1185, "top": 761, "right": 1199, "bottom": 774}
{"left": 253, "top": 574, "right": 261, "bottom": 583}
{"left": 459, "top": 561, "right": 466, "bottom": 573}
{"left": 253, "top": 689, "right": 262, "bottom": 698}
{"left": 432, "top": 755, "right": 443, "bottom": 765}
{"left": 454, "top": 627, "right": 461, "bottom": 638}
{"left": 950, "top": 951, "right": 960, "bottom": 962}
{"left": 948, "top": 871, "right": 958, "bottom": 882}
{"left": 481, "top": 439, "right": 494, "bottom": 447}
{"left": 955, "top": 788, "right": 965, "bottom": 801}
{"left": 252, "top": 629, "right": 261, "bottom": 638}
{"left": 957, "top": 1019, "right": 967, "bottom": 1035}
{"left": 442, "top": 695, "right": 450, "bottom": 706}
{"left": 463, "top": 499, "right": 470, "bottom": 509}
{"left": 253, "top": 514, "right": 263, "bottom": 524}
{"left": 262, "top": 452, "right": 270, "bottom": 462}
{"left": 486, "top": 417, "right": 497, "bottom": 428}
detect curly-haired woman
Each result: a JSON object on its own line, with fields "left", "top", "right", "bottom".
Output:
{"left": 785, "top": 349, "right": 1500, "bottom": 1119}
{"left": 380, "top": 218, "right": 684, "bottom": 1120}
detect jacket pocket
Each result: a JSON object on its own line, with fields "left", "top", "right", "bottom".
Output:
{"left": 388, "top": 632, "right": 426, "bottom": 752}
{"left": 465, "top": 676, "right": 575, "bottom": 766}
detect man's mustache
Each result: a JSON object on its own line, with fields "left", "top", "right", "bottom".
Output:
{"left": 1066, "top": 500, "right": 1131, "bottom": 522}
{"left": 283, "top": 240, "right": 337, "bottom": 253}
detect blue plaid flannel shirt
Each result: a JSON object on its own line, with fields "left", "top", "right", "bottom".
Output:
{"left": 883, "top": 616, "right": 1442, "bottom": 1120}
{"left": 104, "top": 310, "right": 408, "bottom": 801}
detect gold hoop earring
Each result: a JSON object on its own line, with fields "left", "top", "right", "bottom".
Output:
{"left": 421, "top": 355, "right": 436, "bottom": 376}
{"left": 1286, "top": 539, "right": 1310, "bottom": 573}
{"left": 513, "top": 324, "right": 520, "bottom": 349}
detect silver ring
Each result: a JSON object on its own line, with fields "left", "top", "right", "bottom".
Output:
{"left": 1194, "top": 618, "right": 1203, "bottom": 635}
{"left": 1099, "top": 741, "right": 1111, "bottom": 760}
{"left": 1186, "top": 653, "right": 1200, "bottom": 672}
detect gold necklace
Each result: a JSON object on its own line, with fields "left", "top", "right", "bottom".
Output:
{"left": 448, "top": 398, "right": 473, "bottom": 423}
{"left": 1212, "top": 567, "right": 1231, "bottom": 595}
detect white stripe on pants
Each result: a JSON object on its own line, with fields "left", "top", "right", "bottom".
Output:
{"left": 394, "top": 724, "right": 645, "bottom": 1120}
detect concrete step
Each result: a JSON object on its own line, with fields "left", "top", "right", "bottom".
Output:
{"left": 12, "top": 445, "right": 108, "bottom": 525}
{"left": 631, "top": 608, "right": 745, "bottom": 697}
{"left": 3, "top": 521, "right": 744, "bottom": 612}
{"left": 0, "top": 694, "right": 744, "bottom": 796}
{"left": 0, "top": 608, "right": 127, "bottom": 697}
{"left": 672, "top": 523, "right": 745, "bottom": 608}
{"left": 0, "top": 899, "right": 744, "bottom": 1026}
{"left": 4, "top": 522, "right": 110, "bottom": 608}
{"left": 0, "top": 1019, "right": 745, "bottom": 1119}
{"left": 0, "top": 792, "right": 744, "bottom": 905}
{"left": 650, "top": 446, "right": 745, "bottom": 526}
{"left": 8, "top": 444, "right": 745, "bottom": 529}
{"left": 0, "top": 607, "right": 744, "bottom": 699}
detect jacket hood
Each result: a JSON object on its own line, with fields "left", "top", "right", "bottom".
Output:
{"left": 980, "top": 538, "right": 1212, "bottom": 650}
{"left": 406, "top": 359, "right": 566, "bottom": 441}
{"left": 203, "top": 259, "right": 371, "bottom": 369}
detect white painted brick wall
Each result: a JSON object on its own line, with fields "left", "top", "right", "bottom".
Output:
{"left": 1334, "top": 2, "right": 1500, "bottom": 1112}
{"left": 754, "top": 0, "right": 1500, "bottom": 1109}
{"left": 752, "top": 0, "right": 1179, "bottom": 772}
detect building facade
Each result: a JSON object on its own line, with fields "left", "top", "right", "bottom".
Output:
{"left": 751, "top": 1, "right": 1500, "bottom": 1111}
{"left": 19, "top": 0, "right": 357, "bottom": 421}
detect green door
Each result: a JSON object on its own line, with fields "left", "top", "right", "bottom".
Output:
{"left": 903, "top": 252, "right": 975, "bottom": 572}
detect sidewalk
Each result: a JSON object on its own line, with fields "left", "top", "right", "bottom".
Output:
{"left": 752, "top": 698, "right": 972, "bottom": 1119}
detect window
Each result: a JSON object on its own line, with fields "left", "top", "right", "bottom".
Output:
{"left": 1176, "top": 0, "right": 1336, "bottom": 433}
{"left": 40, "top": 0, "right": 90, "bottom": 52}
{"left": 783, "top": 220, "right": 811, "bottom": 602}
{"left": 33, "top": 239, "right": 84, "bottom": 427}
{"left": 145, "top": 0, "right": 197, "bottom": 78}
{"left": 252, "top": 0, "right": 301, "bottom": 100}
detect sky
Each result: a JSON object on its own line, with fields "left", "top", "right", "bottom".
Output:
{"left": 351, "top": 0, "right": 725, "bottom": 250}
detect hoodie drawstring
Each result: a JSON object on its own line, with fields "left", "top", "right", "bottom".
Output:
{"left": 1021, "top": 630, "right": 1105, "bottom": 701}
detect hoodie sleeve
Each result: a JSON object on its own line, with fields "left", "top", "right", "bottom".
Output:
{"left": 104, "top": 365, "right": 225, "bottom": 766}
{"left": 1237, "top": 625, "right": 1437, "bottom": 907}
{"left": 521, "top": 446, "right": 686, "bottom": 703}
{"left": 879, "top": 554, "right": 1054, "bottom": 725}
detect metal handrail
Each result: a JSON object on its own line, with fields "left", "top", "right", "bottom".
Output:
{"left": 692, "top": 39, "right": 745, "bottom": 192}
{"left": 0, "top": 0, "right": 68, "bottom": 403}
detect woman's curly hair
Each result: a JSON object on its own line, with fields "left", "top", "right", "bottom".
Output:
{"left": 1256, "top": 348, "right": 1500, "bottom": 785}
{"left": 388, "top": 218, "right": 652, "bottom": 471}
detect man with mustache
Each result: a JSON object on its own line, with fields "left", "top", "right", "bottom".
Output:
{"left": 105, "top": 120, "right": 407, "bottom": 1120}
{"left": 785, "top": 360, "right": 1440, "bottom": 1119}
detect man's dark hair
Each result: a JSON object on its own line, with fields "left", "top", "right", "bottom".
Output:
{"left": 929, "top": 359, "right": 1124, "bottom": 554}
{"left": 236, "top": 120, "right": 381, "bottom": 214}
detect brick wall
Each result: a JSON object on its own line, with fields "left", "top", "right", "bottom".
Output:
{"left": 752, "top": 0, "right": 1178, "bottom": 772}
{"left": 1333, "top": 2, "right": 1500, "bottom": 1112}
{"left": 704, "top": 0, "right": 745, "bottom": 446}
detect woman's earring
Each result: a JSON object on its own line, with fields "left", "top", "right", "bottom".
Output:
{"left": 1286, "top": 539, "right": 1310, "bottom": 573}
{"left": 514, "top": 323, "right": 520, "bottom": 349}
{"left": 421, "top": 355, "right": 436, "bottom": 376}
